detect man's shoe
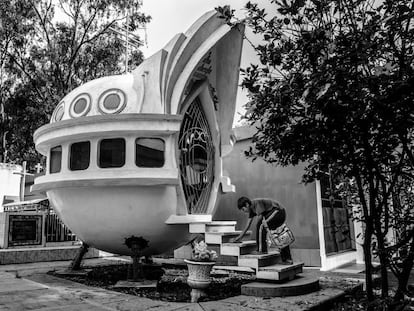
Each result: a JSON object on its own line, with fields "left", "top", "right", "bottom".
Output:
{"left": 250, "top": 250, "right": 267, "bottom": 255}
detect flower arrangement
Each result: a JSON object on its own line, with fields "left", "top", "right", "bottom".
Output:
{"left": 192, "top": 240, "right": 217, "bottom": 262}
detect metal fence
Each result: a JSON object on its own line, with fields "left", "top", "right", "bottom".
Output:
{"left": 45, "top": 213, "right": 77, "bottom": 243}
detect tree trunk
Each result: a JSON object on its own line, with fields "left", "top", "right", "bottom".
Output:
{"left": 377, "top": 248, "right": 389, "bottom": 298}
{"left": 394, "top": 237, "right": 414, "bottom": 302}
{"left": 375, "top": 223, "right": 389, "bottom": 298}
{"left": 363, "top": 223, "right": 374, "bottom": 302}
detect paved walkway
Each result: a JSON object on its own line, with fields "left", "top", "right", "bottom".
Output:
{"left": 0, "top": 257, "right": 363, "bottom": 311}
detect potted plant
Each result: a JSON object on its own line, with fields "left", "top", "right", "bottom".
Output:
{"left": 184, "top": 240, "right": 217, "bottom": 302}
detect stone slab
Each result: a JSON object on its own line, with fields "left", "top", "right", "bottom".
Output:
{"left": 199, "top": 301, "right": 262, "bottom": 311}
{"left": 23, "top": 273, "right": 174, "bottom": 311}
{"left": 259, "top": 262, "right": 304, "bottom": 273}
{"left": 219, "top": 287, "right": 347, "bottom": 311}
{"left": 113, "top": 280, "right": 157, "bottom": 289}
{"left": 256, "top": 267, "right": 301, "bottom": 282}
{"left": 189, "top": 221, "right": 237, "bottom": 234}
{"left": 220, "top": 241, "right": 257, "bottom": 256}
{"left": 238, "top": 251, "right": 280, "bottom": 270}
{"left": 207, "top": 221, "right": 237, "bottom": 226}
{"left": 212, "top": 265, "right": 255, "bottom": 274}
{"left": 0, "top": 256, "right": 130, "bottom": 277}
{"left": 54, "top": 269, "right": 92, "bottom": 277}
{"left": 173, "top": 305, "right": 205, "bottom": 311}
{"left": 204, "top": 230, "right": 252, "bottom": 244}
{"left": 205, "top": 225, "right": 235, "bottom": 233}
{"left": 0, "top": 272, "right": 48, "bottom": 293}
{"left": 256, "top": 262, "right": 304, "bottom": 281}
{"left": 239, "top": 251, "right": 280, "bottom": 259}
{"left": 241, "top": 275, "right": 320, "bottom": 297}
{"left": 103, "top": 297, "right": 184, "bottom": 311}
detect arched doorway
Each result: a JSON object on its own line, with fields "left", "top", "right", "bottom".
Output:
{"left": 178, "top": 97, "right": 215, "bottom": 214}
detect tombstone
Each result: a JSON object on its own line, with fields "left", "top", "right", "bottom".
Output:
{"left": 7, "top": 214, "right": 43, "bottom": 247}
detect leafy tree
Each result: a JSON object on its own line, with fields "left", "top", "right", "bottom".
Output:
{"left": 389, "top": 172, "right": 414, "bottom": 302}
{"left": 0, "top": 0, "right": 150, "bottom": 168}
{"left": 0, "top": 1, "right": 36, "bottom": 163}
{"left": 218, "top": 0, "right": 414, "bottom": 306}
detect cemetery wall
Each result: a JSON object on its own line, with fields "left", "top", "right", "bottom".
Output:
{"left": 0, "top": 163, "right": 22, "bottom": 210}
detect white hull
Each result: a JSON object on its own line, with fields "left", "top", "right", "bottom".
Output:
{"left": 47, "top": 185, "right": 190, "bottom": 255}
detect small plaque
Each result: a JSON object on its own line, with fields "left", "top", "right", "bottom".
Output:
{"left": 8, "top": 215, "right": 42, "bottom": 246}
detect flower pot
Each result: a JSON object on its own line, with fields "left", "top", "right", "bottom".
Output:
{"left": 184, "top": 259, "right": 216, "bottom": 302}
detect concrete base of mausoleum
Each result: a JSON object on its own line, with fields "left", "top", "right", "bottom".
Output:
{"left": 0, "top": 245, "right": 99, "bottom": 265}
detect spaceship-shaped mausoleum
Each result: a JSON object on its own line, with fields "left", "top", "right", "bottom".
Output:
{"left": 32, "top": 11, "right": 244, "bottom": 256}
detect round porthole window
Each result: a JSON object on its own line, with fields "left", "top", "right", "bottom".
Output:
{"left": 69, "top": 93, "right": 91, "bottom": 118}
{"left": 98, "top": 89, "right": 126, "bottom": 114}
{"left": 52, "top": 102, "right": 65, "bottom": 122}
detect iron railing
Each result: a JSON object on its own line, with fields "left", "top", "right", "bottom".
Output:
{"left": 45, "top": 213, "right": 77, "bottom": 243}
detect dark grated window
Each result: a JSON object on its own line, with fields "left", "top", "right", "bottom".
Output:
{"left": 50, "top": 146, "right": 62, "bottom": 173}
{"left": 99, "top": 138, "right": 125, "bottom": 168}
{"left": 70, "top": 141, "right": 90, "bottom": 171}
{"left": 136, "top": 138, "right": 165, "bottom": 168}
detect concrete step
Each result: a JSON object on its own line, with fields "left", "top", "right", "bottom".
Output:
{"left": 205, "top": 245, "right": 239, "bottom": 265}
{"left": 189, "top": 221, "right": 237, "bottom": 233}
{"left": 221, "top": 241, "right": 257, "bottom": 256}
{"left": 205, "top": 230, "right": 252, "bottom": 244}
{"left": 165, "top": 214, "right": 212, "bottom": 224}
{"left": 238, "top": 251, "right": 281, "bottom": 270}
{"left": 241, "top": 275, "right": 320, "bottom": 297}
{"left": 256, "top": 262, "right": 304, "bottom": 281}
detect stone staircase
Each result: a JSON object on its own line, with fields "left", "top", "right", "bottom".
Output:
{"left": 189, "top": 220, "right": 319, "bottom": 297}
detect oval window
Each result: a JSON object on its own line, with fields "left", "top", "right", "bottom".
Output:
{"left": 98, "top": 89, "right": 126, "bottom": 114}
{"left": 70, "top": 94, "right": 91, "bottom": 118}
{"left": 104, "top": 94, "right": 121, "bottom": 110}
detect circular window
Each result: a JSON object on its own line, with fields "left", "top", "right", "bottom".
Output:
{"left": 52, "top": 102, "right": 65, "bottom": 122}
{"left": 69, "top": 93, "right": 91, "bottom": 118}
{"left": 74, "top": 98, "right": 87, "bottom": 113}
{"left": 104, "top": 94, "right": 121, "bottom": 110}
{"left": 98, "top": 89, "right": 126, "bottom": 114}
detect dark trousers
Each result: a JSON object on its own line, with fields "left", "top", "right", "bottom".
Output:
{"left": 257, "top": 208, "right": 292, "bottom": 261}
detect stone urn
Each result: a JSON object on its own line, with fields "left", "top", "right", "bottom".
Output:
{"left": 184, "top": 259, "right": 216, "bottom": 302}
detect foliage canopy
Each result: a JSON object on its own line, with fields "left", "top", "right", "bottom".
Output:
{"left": 0, "top": 0, "right": 150, "bottom": 168}
{"left": 218, "top": 0, "right": 414, "bottom": 304}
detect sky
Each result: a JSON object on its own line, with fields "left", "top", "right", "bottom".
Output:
{"left": 141, "top": 0, "right": 252, "bottom": 57}
{"left": 140, "top": 0, "right": 272, "bottom": 124}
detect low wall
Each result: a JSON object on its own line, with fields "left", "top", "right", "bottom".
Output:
{"left": 0, "top": 163, "right": 22, "bottom": 210}
{"left": 0, "top": 245, "right": 99, "bottom": 265}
